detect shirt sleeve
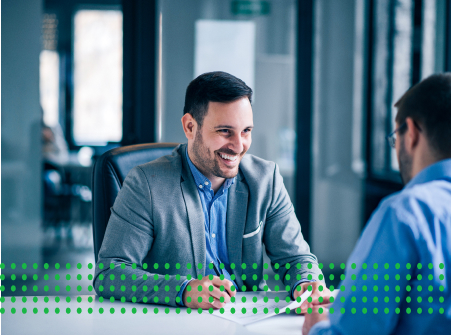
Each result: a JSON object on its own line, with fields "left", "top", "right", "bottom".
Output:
{"left": 176, "top": 279, "right": 194, "bottom": 307}
{"left": 309, "top": 199, "right": 420, "bottom": 335}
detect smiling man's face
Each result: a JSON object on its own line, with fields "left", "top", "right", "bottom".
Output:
{"left": 190, "top": 97, "right": 253, "bottom": 182}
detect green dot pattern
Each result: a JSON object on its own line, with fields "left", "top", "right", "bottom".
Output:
{"left": 0, "top": 262, "right": 447, "bottom": 316}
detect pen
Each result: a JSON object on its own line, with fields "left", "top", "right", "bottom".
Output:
{"left": 211, "top": 261, "right": 221, "bottom": 276}
{"left": 211, "top": 262, "right": 233, "bottom": 299}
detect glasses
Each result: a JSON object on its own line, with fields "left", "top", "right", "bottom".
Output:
{"left": 386, "top": 121, "right": 422, "bottom": 148}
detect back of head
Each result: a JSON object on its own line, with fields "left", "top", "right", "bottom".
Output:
{"left": 395, "top": 73, "right": 451, "bottom": 159}
{"left": 183, "top": 71, "right": 253, "bottom": 127}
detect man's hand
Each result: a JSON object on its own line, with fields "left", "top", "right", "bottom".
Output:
{"left": 294, "top": 281, "right": 331, "bottom": 313}
{"left": 302, "top": 303, "right": 330, "bottom": 335}
{"left": 182, "top": 275, "right": 236, "bottom": 309}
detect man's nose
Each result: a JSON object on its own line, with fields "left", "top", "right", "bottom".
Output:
{"left": 228, "top": 133, "right": 244, "bottom": 154}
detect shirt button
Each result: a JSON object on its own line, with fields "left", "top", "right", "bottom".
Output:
{"left": 212, "top": 233, "right": 216, "bottom": 238}
{"left": 199, "top": 184, "right": 203, "bottom": 189}
{"left": 204, "top": 181, "right": 209, "bottom": 185}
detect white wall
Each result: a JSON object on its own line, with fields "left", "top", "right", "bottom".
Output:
{"left": 311, "top": 0, "right": 367, "bottom": 265}
{"left": 2, "top": 0, "right": 43, "bottom": 273}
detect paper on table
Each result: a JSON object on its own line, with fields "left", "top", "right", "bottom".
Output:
{"left": 211, "top": 290, "right": 312, "bottom": 326}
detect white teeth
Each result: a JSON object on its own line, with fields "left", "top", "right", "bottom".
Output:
{"left": 219, "top": 153, "right": 238, "bottom": 161}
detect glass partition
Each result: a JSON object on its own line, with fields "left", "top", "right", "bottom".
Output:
{"left": 158, "top": 0, "right": 297, "bottom": 198}
{"left": 370, "top": 0, "right": 448, "bottom": 178}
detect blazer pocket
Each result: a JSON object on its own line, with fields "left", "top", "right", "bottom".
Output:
{"left": 243, "top": 221, "right": 262, "bottom": 239}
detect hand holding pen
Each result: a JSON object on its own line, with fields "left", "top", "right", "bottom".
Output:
{"left": 182, "top": 274, "right": 236, "bottom": 309}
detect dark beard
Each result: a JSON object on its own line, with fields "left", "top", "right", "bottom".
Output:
{"left": 398, "top": 136, "right": 413, "bottom": 185}
{"left": 192, "top": 130, "right": 238, "bottom": 179}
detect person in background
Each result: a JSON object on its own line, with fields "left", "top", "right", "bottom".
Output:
{"left": 303, "top": 73, "right": 451, "bottom": 334}
{"left": 41, "top": 104, "right": 69, "bottom": 203}
{"left": 42, "top": 119, "right": 69, "bottom": 166}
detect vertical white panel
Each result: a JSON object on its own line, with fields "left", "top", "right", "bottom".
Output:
{"left": 73, "top": 10, "right": 123, "bottom": 144}
{"left": 194, "top": 20, "right": 256, "bottom": 90}
{"left": 40, "top": 50, "right": 60, "bottom": 127}
{"left": 390, "top": 0, "right": 413, "bottom": 170}
{"left": 351, "top": 0, "right": 367, "bottom": 176}
{"left": 311, "top": 0, "right": 365, "bottom": 265}
{"left": 421, "top": 0, "right": 437, "bottom": 79}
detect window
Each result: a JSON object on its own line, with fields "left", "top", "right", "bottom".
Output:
{"left": 40, "top": 13, "right": 60, "bottom": 127}
{"left": 158, "top": 0, "right": 298, "bottom": 198}
{"left": 40, "top": 50, "right": 60, "bottom": 127}
{"left": 369, "top": 0, "right": 448, "bottom": 179}
{"left": 73, "top": 10, "right": 123, "bottom": 145}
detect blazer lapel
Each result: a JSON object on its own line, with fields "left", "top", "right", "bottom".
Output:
{"left": 180, "top": 146, "right": 206, "bottom": 278}
{"left": 226, "top": 171, "right": 249, "bottom": 286}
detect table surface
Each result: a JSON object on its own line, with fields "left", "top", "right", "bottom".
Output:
{"left": 1, "top": 295, "right": 305, "bottom": 335}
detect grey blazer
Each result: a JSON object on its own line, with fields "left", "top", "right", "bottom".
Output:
{"left": 94, "top": 144, "right": 323, "bottom": 306}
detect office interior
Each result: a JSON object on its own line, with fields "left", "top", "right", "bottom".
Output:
{"left": 2, "top": 0, "right": 451, "bottom": 298}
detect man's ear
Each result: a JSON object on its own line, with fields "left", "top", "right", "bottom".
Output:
{"left": 404, "top": 117, "right": 420, "bottom": 153}
{"left": 181, "top": 113, "right": 197, "bottom": 140}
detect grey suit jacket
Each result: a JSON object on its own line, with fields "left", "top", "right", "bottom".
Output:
{"left": 94, "top": 144, "right": 323, "bottom": 307}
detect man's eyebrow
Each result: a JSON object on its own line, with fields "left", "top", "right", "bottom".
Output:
{"left": 214, "top": 125, "right": 254, "bottom": 129}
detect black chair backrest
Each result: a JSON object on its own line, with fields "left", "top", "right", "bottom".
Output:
{"left": 92, "top": 143, "right": 178, "bottom": 262}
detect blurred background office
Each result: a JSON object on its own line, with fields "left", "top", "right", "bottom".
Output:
{"left": 2, "top": 0, "right": 451, "bottom": 295}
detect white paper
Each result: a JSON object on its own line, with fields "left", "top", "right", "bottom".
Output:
{"left": 211, "top": 290, "right": 312, "bottom": 326}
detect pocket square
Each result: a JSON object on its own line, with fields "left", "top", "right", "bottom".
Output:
{"left": 243, "top": 221, "right": 263, "bottom": 238}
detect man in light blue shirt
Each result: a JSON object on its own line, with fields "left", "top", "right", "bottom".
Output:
{"left": 95, "top": 71, "right": 330, "bottom": 309}
{"left": 304, "top": 73, "right": 451, "bottom": 334}
{"left": 175, "top": 147, "right": 237, "bottom": 306}
{"left": 177, "top": 71, "right": 328, "bottom": 309}
{"left": 176, "top": 147, "right": 315, "bottom": 307}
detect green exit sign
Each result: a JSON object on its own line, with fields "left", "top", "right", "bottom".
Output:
{"left": 231, "top": 1, "right": 271, "bottom": 16}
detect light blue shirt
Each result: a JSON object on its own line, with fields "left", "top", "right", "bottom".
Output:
{"left": 310, "top": 159, "right": 451, "bottom": 335}
{"left": 176, "top": 149, "right": 237, "bottom": 306}
{"left": 176, "top": 148, "right": 309, "bottom": 305}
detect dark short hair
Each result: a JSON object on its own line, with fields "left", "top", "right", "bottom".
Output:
{"left": 395, "top": 73, "right": 451, "bottom": 158}
{"left": 183, "top": 71, "right": 253, "bottom": 127}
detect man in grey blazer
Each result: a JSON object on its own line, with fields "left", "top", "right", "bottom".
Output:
{"left": 94, "top": 71, "right": 329, "bottom": 310}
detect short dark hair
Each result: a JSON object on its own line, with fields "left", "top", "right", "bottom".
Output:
{"left": 395, "top": 73, "right": 451, "bottom": 158}
{"left": 183, "top": 71, "right": 253, "bottom": 127}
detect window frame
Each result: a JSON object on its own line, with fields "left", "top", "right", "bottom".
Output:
{"left": 363, "top": 0, "right": 451, "bottom": 225}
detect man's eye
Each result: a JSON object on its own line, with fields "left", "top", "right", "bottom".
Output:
{"left": 219, "top": 129, "right": 230, "bottom": 134}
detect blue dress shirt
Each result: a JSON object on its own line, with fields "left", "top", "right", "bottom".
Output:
{"left": 176, "top": 148, "right": 309, "bottom": 305}
{"left": 310, "top": 159, "right": 451, "bottom": 335}
{"left": 176, "top": 149, "right": 237, "bottom": 305}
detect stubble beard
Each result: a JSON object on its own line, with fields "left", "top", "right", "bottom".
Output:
{"left": 192, "top": 130, "right": 240, "bottom": 180}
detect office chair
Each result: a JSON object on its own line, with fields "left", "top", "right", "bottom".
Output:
{"left": 92, "top": 143, "right": 179, "bottom": 262}
{"left": 43, "top": 161, "right": 72, "bottom": 230}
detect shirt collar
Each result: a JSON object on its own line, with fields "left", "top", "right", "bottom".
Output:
{"left": 404, "top": 158, "right": 451, "bottom": 190}
{"left": 185, "top": 146, "right": 235, "bottom": 192}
